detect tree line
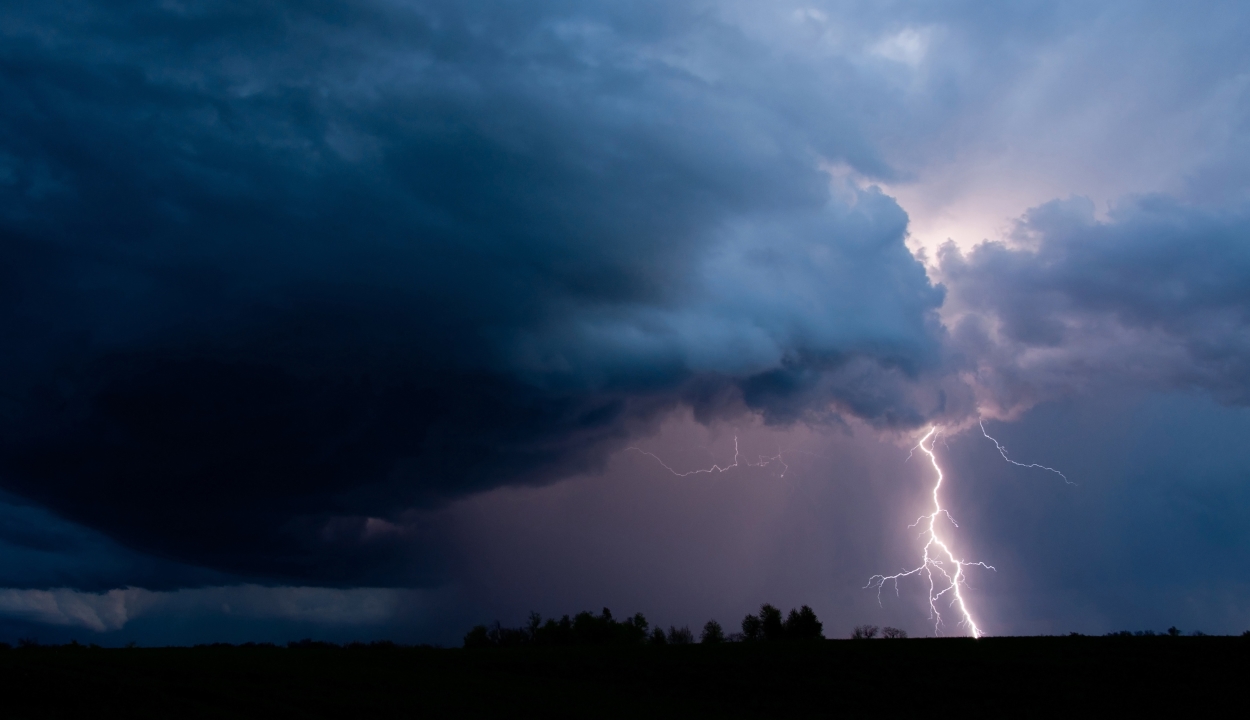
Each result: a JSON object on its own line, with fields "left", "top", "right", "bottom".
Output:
{"left": 463, "top": 604, "right": 824, "bottom": 648}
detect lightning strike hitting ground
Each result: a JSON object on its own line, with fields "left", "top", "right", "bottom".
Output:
{"left": 866, "top": 427, "right": 993, "bottom": 638}
{"left": 980, "top": 420, "right": 1073, "bottom": 485}
{"left": 628, "top": 437, "right": 788, "bottom": 477}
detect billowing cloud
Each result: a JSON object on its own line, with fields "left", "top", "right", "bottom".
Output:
{"left": 939, "top": 195, "right": 1250, "bottom": 416}
{"left": 0, "top": 1, "right": 955, "bottom": 585}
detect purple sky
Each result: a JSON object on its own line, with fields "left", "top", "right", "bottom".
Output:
{"left": 1, "top": 0, "right": 1249, "bottom": 644}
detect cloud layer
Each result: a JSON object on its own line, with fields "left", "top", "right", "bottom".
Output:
{"left": 0, "top": 584, "right": 409, "bottom": 632}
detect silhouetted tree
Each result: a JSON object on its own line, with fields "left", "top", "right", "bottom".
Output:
{"left": 881, "top": 627, "right": 907, "bottom": 639}
{"left": 739, "top": 604, "right": 824, "bottom": 641}
{"left": 783, "top": 606, "right": 823, "bottom": 640}
{"left": 759, "top": 604, "right": 785, "bottom": 641}
{"left": 701, "top": 620, "right": 725, "bottom": 644}
{"left": 465, "top": 604, "right": 827, "bottom": 648}
{"left": 463, "top": 625, "right": 491, "bottom": 649}
{"left": 667, "top": 626, "right": 694, "bottom": 644}
{"left": 1167, "top": 626, "right": 1181, "bottom": 637}
{"left": 741, "top": 613, "right": 763, "bottom": 642}
{"left": 851, "top": 625, "right": 879, "bottom": 639}
{"left": 573, "top": 609, "right": 621, "bottom": 645}
{"left": 466, "top": 608, "right": 652, "bottom": 648}
{"left": 534, "top": 614, "right": 574, "bottom": 645}
{"left": 623, "top": 613, "right": 650, "bottom": 644}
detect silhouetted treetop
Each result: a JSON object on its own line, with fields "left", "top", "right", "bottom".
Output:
{"left": 464, "top": 608, "right": 650, "bottom": 648}
{"left": 760, "top": 605, "right": 785, "bottom": 641}
{"left": 702, "top": 620, "right": 726, "bottom": 644}
{"left": 786, "top": 606, "right": 823, "bottom": 640}
{"left": 466, "top": 604, "right": 824, "bottom": 648}
{"left": 667, "top": 626, "right": 694, "bottom": 645}
{"left": 851, "top": 625, "right": 879, "bottom": 640}
{"left": 741, "top": 613, "right": 763, "bottom": 642}
{"left": 741, "top": 604, "right": 825, "bottom": 642}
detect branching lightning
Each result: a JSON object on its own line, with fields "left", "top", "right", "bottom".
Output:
{"left": 631, "top": 420, "right": 1065, "bottom": 639}
{"left": 979, "top": 420, "right": 1073, "bottom": 485}
{"left": 866, "top": 427, "right": 993, "bottom": 638}
{"left": 628, "top": 436, "right": 788, "bottom": 477}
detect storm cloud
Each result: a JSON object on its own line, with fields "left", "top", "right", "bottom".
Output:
{"left": 3, "top": 0, "right": 1250, "bottom": 643}
{"left": 941, "top": 195, "right": 1250, "bottom": 417}
{"left": 0, "top": 1, "right": 951, "bottom": 585}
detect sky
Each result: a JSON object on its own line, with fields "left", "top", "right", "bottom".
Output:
{"left": 1, "top": 0, "right": 1249, "bottom": 645}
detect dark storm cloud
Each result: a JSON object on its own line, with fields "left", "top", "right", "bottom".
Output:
{"left": 940, "top": 195, "right": 1250, "bottom": 415}
{"left": 0, "top": 492, "right": 227, "bottom": 592}
{"left": 0, "top": 1, "right": 949, "bottom": 584}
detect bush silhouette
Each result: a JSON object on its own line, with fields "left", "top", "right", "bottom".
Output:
{"left": 881, "top": 626, "right": 907, "bottom": 639}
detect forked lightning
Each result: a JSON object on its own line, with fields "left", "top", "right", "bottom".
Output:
{"left": 866, "top": 427, "right": 992, "bottom": 637}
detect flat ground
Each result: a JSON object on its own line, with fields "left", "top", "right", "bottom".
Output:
{"left": 0, "top": 636, "right": 1244, "bottom": 718}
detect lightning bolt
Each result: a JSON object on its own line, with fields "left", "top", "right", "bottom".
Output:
{"left": 980, "top": 420, "right": 1073, "bottom": 485}
{"left": 866, "top": 427, "right": 993, "bottom": 638}
{"left": 628, "top": 436, "right": 788, "bottom": 478}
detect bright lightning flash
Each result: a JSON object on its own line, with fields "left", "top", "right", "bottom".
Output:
{"left": 866, "top": 427, "right": 993, "bottom": 638}
{"left": 628, "top": 437, "right": 788, "bottom": 477}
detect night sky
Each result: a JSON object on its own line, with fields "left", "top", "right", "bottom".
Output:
{"left": 2, "top": 1, "right": 1250, "bottom": 645}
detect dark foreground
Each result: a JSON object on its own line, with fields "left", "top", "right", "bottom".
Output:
{"left": 0, "top": 636, "right": 1245, "bottom": 718}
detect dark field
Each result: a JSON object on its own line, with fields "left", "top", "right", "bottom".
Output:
{"left": 1, "top": 637, "right": 1244, "bottom": 718}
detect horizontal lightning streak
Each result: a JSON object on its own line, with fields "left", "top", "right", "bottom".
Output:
{"left": 627, "top": 437, "right": 788, "bottom": 477}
